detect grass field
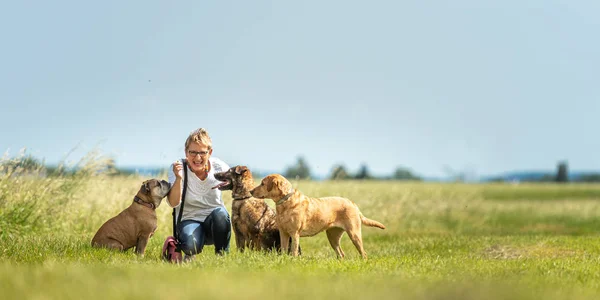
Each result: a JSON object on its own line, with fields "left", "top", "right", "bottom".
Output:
{"left": 2, "top": 161, "right": 600, "bottom": 299}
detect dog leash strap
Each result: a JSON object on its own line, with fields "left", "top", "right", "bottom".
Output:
{"left": 253, "top": 206, "right": 269, "bottom": 230}
{"left": 173, "top": 159, "right": 188, "bottom": 241}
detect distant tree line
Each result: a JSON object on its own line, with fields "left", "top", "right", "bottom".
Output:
{"left": 284, "top": 156, "right": 422, "bottom": 181}
{"left": 533, "top": 161, "right": 600, "bottom": 183}
{"left": 486, "top": 161, "right": 600, "bottom": 183}
{"left": 7, "top": 154, "right": 600, "bottom": 183}
{"left": 0, "top": 154, "right": 135, "bottom": 177}
{"left": 0, "top": 154, "right": 420, "bottom": 181}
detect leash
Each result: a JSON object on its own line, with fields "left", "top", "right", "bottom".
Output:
{"left": 172, "top": 160, "right": 188, "bottom": 243}
{"left": 231, "top": 193, "right": 269, "bottom": 231}
{"left": 253, "top": 205, "right": 270, "bottom": 231}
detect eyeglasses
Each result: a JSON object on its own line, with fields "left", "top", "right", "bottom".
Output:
{"left": 187, "top": 150, "right": 210, "bottom": 157}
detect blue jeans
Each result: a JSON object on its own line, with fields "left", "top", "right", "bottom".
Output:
{"left": 178, "top": 207, "right": 231, "bottom": 255}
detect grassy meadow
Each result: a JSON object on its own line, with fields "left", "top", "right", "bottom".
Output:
{"left": 2, "top": 158, "right": 600, "bottom": 299}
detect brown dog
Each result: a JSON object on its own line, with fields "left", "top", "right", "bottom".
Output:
{"left": 213, "top": 166, "right": 288, "bottom": 252}
{"left": 91, "top": 179, "right": 170, "bottom": 256}
{"left": 250, "top": 174, "right": 385, "bottom": 259}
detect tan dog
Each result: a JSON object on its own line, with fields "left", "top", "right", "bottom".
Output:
{"left": 250, "top": 174, "right": 385, "bottom": 259}
{"left": 213, "top": 166, "right": 291, "bottom": 252}
{"left": 91, "top": 179, "right": 170, "bottom": 256}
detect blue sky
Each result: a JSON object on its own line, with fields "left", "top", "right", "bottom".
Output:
{"left": 1, "top": 0, "right": 599, "bottom": 178}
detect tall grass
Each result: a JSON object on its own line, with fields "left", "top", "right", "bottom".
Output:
{"left": 0, "top": 150, "right": 119, "bottom": 239}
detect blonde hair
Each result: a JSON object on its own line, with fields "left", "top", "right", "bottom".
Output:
{"left": 185, "top": 128, "right": 213, "bottom": 150}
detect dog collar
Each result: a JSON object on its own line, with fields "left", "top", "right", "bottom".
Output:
{"left": 233, "top": 195, "right": 252, "bottom": 201}
{"left": 276, "top": 189, "right": 295, "bottom": 205}
{"left": 134, "top": 196, "right": 156, "bottom": 210}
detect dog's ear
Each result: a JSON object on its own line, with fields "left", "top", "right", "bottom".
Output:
{"left": 266, "top": 179, "right": 274, "bottom": 192}
{"left": 235, "top": 166, "right": 248, "bottom": 175}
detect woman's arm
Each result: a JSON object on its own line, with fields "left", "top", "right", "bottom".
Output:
{"left": 167, "top": 161, "right": 183, "bottom": 207}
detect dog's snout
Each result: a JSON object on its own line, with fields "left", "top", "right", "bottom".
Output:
{"left": 161, "top": 180, "right": 171, "bottom": 190}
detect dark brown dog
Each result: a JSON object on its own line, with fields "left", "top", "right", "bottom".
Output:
{"left": 213, "top": 166, "right": 288, "bottom": 252}
{"left": 91, "top": 179, "right": 170, "bottom": 256}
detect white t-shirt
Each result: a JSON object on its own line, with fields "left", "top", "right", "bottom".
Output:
{"left": 167, "top": 157, "right": 230, "bottom": 222}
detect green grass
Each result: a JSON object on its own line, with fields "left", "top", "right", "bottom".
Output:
{"left": 482, "top": 183, "right": 600, "bottom": 201}
{"left": 2, "top": 162, "right": 600, "bottom": 299}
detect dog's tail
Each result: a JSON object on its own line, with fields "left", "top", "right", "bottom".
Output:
{"left": 360, "top": 214, "right": 386, "bottom": 230}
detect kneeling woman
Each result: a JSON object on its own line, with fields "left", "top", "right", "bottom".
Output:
{"left": 167, "top": 128, "right": 231, "bottom": 260}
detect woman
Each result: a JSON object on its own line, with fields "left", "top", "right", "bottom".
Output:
{"left": 167, "top": 128, "right": 231, "bottom": 259}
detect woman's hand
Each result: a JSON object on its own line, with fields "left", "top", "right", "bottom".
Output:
{"left": 173, "top": 161, "right": 183, "bottom": 180}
